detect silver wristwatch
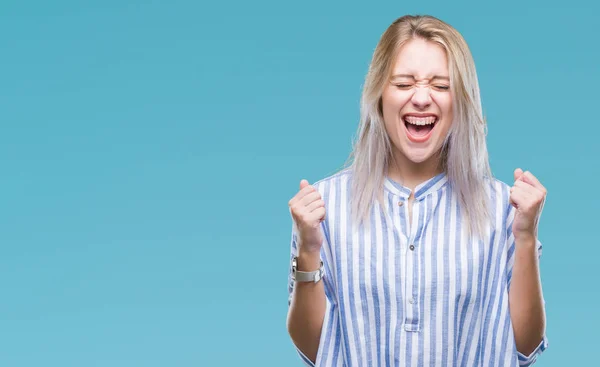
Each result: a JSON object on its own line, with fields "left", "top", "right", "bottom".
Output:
{"left": 291, "top": 256, "right": 324, "bottom": 283}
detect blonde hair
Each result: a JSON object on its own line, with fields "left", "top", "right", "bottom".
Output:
{"left": 344, "top": 14, "right": 492, "bottom": 237}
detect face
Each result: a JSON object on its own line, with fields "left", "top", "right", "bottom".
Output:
{"left": 381, "top": 38, "right": 453, "bottom": 168}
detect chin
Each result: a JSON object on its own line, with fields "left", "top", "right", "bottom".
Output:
{"left": 405, "top": 152, "right": 434, "bottom": 164}
{"left": 399, "top": 144, "right": 439, "bottom": 165}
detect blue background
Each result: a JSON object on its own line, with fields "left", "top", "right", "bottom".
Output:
{"left": 1, "top": 0, "right": 597, "bottom": 366}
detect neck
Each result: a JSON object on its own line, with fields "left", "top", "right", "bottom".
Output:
{"left": 387, "top": 150, "right": 443, "bottom": 192}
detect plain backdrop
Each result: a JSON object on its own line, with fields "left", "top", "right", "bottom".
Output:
{"left": 1, "top": 0, "right": 598, "bottom": 366}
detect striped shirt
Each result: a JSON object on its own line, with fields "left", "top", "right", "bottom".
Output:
{"left": 287, "top": 170, "right": 548, "bottom": 366}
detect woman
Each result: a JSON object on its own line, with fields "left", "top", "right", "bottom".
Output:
{"left": 286, "top": 15, "right": 548, "bottom": 367}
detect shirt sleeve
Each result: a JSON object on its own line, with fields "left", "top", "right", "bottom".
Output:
{"left": 505, "top": 205, "right": 548, "bottom": 366}
{"left": 287, "top": 222, "right": 343, "bottom": 366}
{"left": 517, "top": 335, "right": 549, "bottom": 366}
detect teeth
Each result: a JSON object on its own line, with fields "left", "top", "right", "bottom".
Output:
{"left": 404, "top": 116, "right": 437, "bottom": 125}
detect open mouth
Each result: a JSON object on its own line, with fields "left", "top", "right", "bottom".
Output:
{"left": 403, "top": 115, "right": 437, "bottom": 142}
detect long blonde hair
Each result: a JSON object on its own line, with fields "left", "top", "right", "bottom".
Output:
{"left": 345, "top": 14, "right": 492, "bottom": 237}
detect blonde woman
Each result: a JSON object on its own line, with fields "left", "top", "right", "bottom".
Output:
{"left": 286, "top": 14, "right": 548, "bottom": 367}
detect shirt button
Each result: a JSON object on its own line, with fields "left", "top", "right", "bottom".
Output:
{"left": 404, "top": 324, "right": 411, "bottom": 331}
{"left": 409, "top": 298, "right": 415, "bottom": 304}
{"left": 398, "top": 201, "right": 404, "bottom": 206}
{"left": 409, "top": 244, "right": 415, "bottom": 251}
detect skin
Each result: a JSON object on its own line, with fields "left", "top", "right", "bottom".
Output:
{"left": 508, "top": 168, "right": 547, "bottom": 355}
{"left": 286, "top": 37, "right": 546, "bottom": 362}
{"left": 382, "top": 38, "right": 453, "bottom": 192}
{"left": 287, "top": 180, "right": 326, "bottom": 362}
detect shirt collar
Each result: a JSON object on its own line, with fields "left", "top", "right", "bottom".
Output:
{"left": 384, "top": 172, "right": 449, "bottom": 200}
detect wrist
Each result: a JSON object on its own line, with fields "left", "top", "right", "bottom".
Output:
{"left": 514, "top": 232, "right": 537, "bottom": 248}
{"left": 296, "top": 250, "right": 322, "bottom": 272}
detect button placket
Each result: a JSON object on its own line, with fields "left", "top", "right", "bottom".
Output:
{"left": 396, "top": 193, "right": 413, "bottom": 332}
{"left": 404, "top": 197, "right": 422, "bottom": 332}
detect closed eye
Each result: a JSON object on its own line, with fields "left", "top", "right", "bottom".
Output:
{"left": 434, "top": 85, "right": 450, "bottom": 91}
{"left": 395, "top": 84, "right": 412, "bottom": 89}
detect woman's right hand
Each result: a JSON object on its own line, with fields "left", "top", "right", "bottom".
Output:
{"left": 288, "top": 179, "right": 326, "bottom": 254}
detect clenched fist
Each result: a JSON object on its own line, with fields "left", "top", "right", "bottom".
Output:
{"left": 509, "top": 168, "right": 547, "bottom": 241}
{"left": 288, "top": 179, "right": 326, "bottom": 254}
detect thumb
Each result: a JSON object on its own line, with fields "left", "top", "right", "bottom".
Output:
{"left": 514, "top": 168, "right": 524, "bottom": 182}
{"left": 300, "top": 179, "right": 309, "bottom": 190}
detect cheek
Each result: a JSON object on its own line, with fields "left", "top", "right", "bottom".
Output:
{"left": 382, "top": 91, "right": 411, "bottom": 118}
{"left": 381, "top": 95, "right": 397, "bottom": 131}
{"left": 432, "top": 95, "right": 453, "bottom": 125}
{"left": 382, "top": 112, "right": 400, "bottom": 139}
{"left": 434, "top": 94, "right": 452, "bottom": 115}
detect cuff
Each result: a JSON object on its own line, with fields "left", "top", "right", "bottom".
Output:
{"left": 295, "top": 347, "right": 316, "bottom": 367}
{"left": 518, "top": 335, "right": 548, "bottom": 366}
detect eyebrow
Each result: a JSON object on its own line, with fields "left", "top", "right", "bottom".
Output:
{"left": 391, "top": 74, "right": 450, "bottom": 81}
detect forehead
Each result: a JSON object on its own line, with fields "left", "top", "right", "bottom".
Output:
{"left": 391, "top": 38, "right": 449, "bottom": 78}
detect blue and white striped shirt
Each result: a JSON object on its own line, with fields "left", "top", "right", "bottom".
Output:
{"left": 288, "top": 170, "right": 548, "bottom": 366}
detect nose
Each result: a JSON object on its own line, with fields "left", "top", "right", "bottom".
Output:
{"left": 411, "top": 86, "right": 432, "bottom": 109}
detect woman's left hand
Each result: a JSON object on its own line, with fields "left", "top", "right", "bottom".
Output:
{"left": 510, "top": 168, "right": 547, "bottom": 241}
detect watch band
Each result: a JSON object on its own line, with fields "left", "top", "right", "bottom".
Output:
{"left": 291, "top": 256, "right": 324, "bottom": 283}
